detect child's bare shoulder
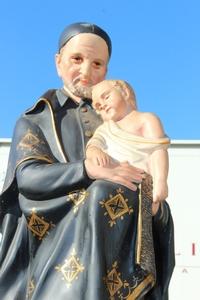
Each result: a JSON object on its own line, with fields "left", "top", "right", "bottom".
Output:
{"left": 140, "top": 111, "right": 159, "bottom": 119}
{"left": 139, "top": 111, "right": 162, "bottom": 124}
{"left": 140, "top": 112, "right": 164, "bottom": 137}
{"left": 127, "top": 111, "right": 161, "bottom": 125}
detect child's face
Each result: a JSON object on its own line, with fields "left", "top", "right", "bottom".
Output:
{"left": 92, "top": 81, "right": 131, "bottom": 121}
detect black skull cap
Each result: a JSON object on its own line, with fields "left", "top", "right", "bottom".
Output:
{"left": 58, "top": 22, "right": 112, "bottom": 57}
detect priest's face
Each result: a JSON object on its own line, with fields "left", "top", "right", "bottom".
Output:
{"left": 55, "top": 33, "right": 109, "bottom": 99}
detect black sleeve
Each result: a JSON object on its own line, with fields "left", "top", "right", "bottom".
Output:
{"left": 16, "top": 159, "right": 93, "bottom": 200}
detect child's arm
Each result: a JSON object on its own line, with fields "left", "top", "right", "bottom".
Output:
{"left": 86, "top": 126, "right": 113, "bottom": 167}
{"left": 142, "top": 113, "right": 170, "bottom": 203}
{"left": 150, "top": 148, "right": 169, "bottom": 203}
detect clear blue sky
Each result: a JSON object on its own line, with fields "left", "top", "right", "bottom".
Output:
{"left": 0, "top": 0, "right": 199, "bottom": 139}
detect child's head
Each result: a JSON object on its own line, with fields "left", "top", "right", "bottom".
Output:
{"left": 92, "top": 79, "right": 137, "bottom": 121}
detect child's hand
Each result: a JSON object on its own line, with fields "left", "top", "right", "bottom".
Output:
{"left": 92, "top": 148, "right": 112, "bottom": 167}
{"left": 86, "top": 146, "right": 112, "bottom": 167}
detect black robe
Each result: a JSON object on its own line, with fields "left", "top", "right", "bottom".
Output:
{"left": 0, "top": 89, "right": 175, "bottom": 300}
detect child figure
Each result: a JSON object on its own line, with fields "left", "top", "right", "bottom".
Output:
{"left": 86, "top": 80, "right": 170, "bottom": 212}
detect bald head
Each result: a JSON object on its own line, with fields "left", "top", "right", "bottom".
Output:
{"left": 58, "top": 22, "right": 112, "bottom": 58}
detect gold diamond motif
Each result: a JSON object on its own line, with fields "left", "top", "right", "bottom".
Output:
{"left": 105, "top": 262, "right": 123, "bottom": 297}
{"left": 68, "top": 189, "right": 89, "bottom": 212}
{"left": 55, "top": 249, "right": 84, "bottom": 287}
{"left": 100, "top": 189, "right": 133, "bottom": 227}
{"left": 27, "top": 211, "right": 50, "bottom": 239}
{"left": 105, "top": 194, "right": 129, "bottom": 220}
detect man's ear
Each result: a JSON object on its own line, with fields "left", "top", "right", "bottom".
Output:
{"left": 55, "top": 53, "right": 62, "bottom": 77}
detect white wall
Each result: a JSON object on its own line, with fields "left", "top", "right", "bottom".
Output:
{"left": 0, "top": 139, "right": 11, "bottom": 191}
{"left": 168, "top": 141, "right": 200, "bottom": 299}
{"left": 0, "top": 139, "right": 200, "bottom": 299}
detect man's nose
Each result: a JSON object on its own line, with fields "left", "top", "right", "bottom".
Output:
{"left": 80, "top": 62, "right": 91, "bottom": 77}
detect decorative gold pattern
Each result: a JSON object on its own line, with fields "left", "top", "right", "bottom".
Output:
{"left": 136, "top": 174, "right": 156, "bottom": 277}
{"left": 17, "top": 130, "right": 41, "bottom": 150}
{"left": 141, "top": 174, "right": 153, "bottom": 201}
{"left": 67, "top": 189, "right": 89, "bottom": 213}
{"left": 16, "top": 129, "right": 54, "bottom": 164}
{"left": 55, "top": 248, "right": 84, "bottom": 288}
{"left": 104, "top": 262, "right": 123, "bottom": 297}
{"left": 27, "top": 209, "right": 55, "bottom": 240}
{"left": 100, "top": 188, "right": 133, "bottom": 227}
{"left": 16, "top": 155, "right": 54, "bottom": 167}
{"left": 104, "top": 261, "right": 155, "bottom": 300}
{"left": 127, "top": 274, "right": 155, "bottom": 300}
{"left": 136, "top": 185, "right": 142, "bottom": 264}
{"left": 26, "top": 279, "right": 35, "bottom": 299}
{"left": 39, "top": 97, "right": 68, "bottom": 162}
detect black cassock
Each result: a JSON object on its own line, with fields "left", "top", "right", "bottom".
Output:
{"left": 0, "top": 89, "right": 175, "bottom": 300}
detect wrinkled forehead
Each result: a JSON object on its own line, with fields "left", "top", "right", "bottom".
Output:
{"left": 65, "top": 33, "right": 108, "bottom": 50}
{"left": 61, "top": 33, "right": 110, "bottom": 63}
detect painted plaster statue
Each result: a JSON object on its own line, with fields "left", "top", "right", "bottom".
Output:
{"left": 0, "top": 23, "right": 174, "bottom": 300}
{"left": 86, "top": 79, "right": 170, "bottom": 215}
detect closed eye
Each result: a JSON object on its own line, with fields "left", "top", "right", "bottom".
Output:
{"left": 101, "top": 91, "right": 110, "bottom": 100}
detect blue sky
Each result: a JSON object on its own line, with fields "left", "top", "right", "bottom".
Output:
{"left": 0, "top": 0, "right": 199, "bottom": 139}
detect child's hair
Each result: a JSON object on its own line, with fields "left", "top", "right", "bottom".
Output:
{"left": 112, "top": 80, "right": 137, "bottom": 109}
{"left": 92, "top": 79, "right": 137, "bottom": 109}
